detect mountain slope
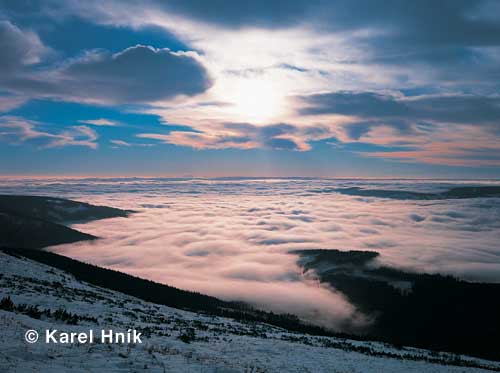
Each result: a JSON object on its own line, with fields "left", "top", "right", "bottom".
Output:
{"left": 0, "top": 195, "right": 131, "bottom": 223}
{"left": 294, "top": 249, "right": 500, "bottom": 361}
{"left": 1, "top": 251, "right": 499, "bottom": 372}
{"left": 308, "top": 186, "right": 500, "bottom": 200}
{"left": 0, "top": 195, "right": 131, "bottom": 249}
{"left": 0, "top": 213, "right": 96, "bottom": 249}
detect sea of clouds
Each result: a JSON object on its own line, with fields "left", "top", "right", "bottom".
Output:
{"left": 2, "top": 177, "right": 500, "bottom": 331}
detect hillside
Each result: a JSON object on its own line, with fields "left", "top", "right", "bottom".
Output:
{"left": 308, "top": 186, "right": 500, "bottom": 200}
{"left": 1, "top": 251, "right": 499, "bottom": 372}
{"left": 0, "top": 195, "right": 131, "bottom": 249}
{"left": 294, "top": 249, "right": 500, "bottom": 360}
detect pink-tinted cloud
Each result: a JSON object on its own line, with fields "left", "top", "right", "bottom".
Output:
{"left": 138, "top": 122, "right": 331, "bottom": 151}
{"left": 0, "top": 116, "right": 98, "bottom": 149}
{"left": 34, "top": 179, "right": 500, "bottom": 331}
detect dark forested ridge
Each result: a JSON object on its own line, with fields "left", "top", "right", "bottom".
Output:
{"left": 0, "top": 213, "right": 96, "bottom": 249}
{"left": 0, "top": 195, "right": 131, "bottom": 223}
{"left": 0, "top": 195, "right": 131, "bottom": 249}
{"left": 294, "top": 249, "right": 500, "bottom": 361}
{"left": 307, "top": 186, "right": 500, "bottom": 200}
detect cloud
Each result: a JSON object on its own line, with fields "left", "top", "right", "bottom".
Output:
{"left": 32, "top": 178, "right": 500, "bottom": 331}
{"left": 0, "top": 20, "right": 213, "bottom": 112}
{"left": 149, "top": 0, "right": 312, "bottom": 29}
{"left": 34, "top": 1, "right": 497, "bottom": 164}
{"left": 46, "top": 0, "right": 500, "bottom": 47}
{"left": 299, "top": 91, "right": 500, "bottom": 125}
{"left": 79, "top": 118, "right": 118, "bottom": 126}
{"left": 110, "top": 139, "right": 131, "bottom": 147}
{"left": 138, "top": 122, "right": 331, "bottom": 151}
{"left": 2, "top": 43, "right": 212, "bottom": 105}
{"left": 0, "top": 116, "right": 98, "bottom": 149}
{"left": 0, "top": 20, "right": 49, "bottom": 74}
{"left": 138, "top": 131, "right": 256, "bottom": 150}
{"left": 297, "top": 91, "right": 500, "bottom": 166}
{"left": 109, "top": 139, "right": 154, "bottom": 148}
{"left": 4, "top": 1, "right": 500, "bottom": 97}
{"left": 263, "top": 137, "right": 300, "bottom": 150}
{"left": 46, "top": 125, "right": 98, "bottom": 149}
{"left": 59, "top": 45, "right": 212, "bottom": 103}
{"left": 155, "top": 0, "right": 500, "bottom": 87}
{"left": 30, "top": 0, "right": 500, "bottom": 89}
{"left": 48, "top": 186, "right": 375, "bottom": 331}
{"left": 0, "top": 93, "right": 27, "bottom": 113}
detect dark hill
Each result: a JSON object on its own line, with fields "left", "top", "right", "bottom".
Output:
{"left": 0, "top": 195, "right": 131, "bottom": 249}
{"left": 0, "top": 212, "right": 96, "bottom": 249}
{"left": 308, "top": 185, "right": 500, "bottom": 200}
{"left": 0, "top": 195, "right": 131, "bottom": 223}
{"left": 294, "top": 249, "right": 500, "bottom": 361}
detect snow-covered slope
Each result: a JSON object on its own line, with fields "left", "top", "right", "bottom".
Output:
{"left": 1, "top": 251, "right": 499, "bottom": 372}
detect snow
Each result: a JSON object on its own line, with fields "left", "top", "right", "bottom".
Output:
{"left": 1, "top": 252, "right": 498, "bottom": 372}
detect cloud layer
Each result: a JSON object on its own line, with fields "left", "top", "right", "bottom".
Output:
{"left": 3, "top": 178, "right": 497, "bottom": 329}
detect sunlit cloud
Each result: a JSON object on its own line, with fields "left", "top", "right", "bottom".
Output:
{"left": 0, "top": 93, "right": 27, "bottom": 113}
{"left": 79, "top": 118, "right": 118, "bottom": 126}
{"left": 137, "top": 122, "right": 331, "bottom": 151}
{"left": 110, "top": 139, "right": 131, "bottom": 146}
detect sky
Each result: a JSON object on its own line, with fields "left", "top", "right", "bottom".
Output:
{"left": 1, "top": 0, "right": 500, "bottom": 178}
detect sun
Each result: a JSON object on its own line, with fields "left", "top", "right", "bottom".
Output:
{"left": 226, "top": 77, "right": 287, "bottom": 124}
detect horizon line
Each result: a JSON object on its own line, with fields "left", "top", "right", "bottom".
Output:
{"left": 0, "top": 174, "right": 499, "bottom": 181}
